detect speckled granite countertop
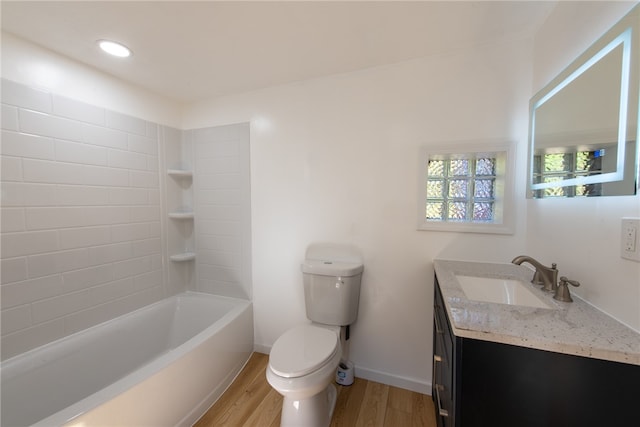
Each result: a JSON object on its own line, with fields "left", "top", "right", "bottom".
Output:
{"left": 434, "top": 259, "right": 640, "bottom": 365}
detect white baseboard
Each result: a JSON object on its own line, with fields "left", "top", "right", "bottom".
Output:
{"left": 253, "top": 344, "right": 431, "bottom": 396}
{"left": 253, "top": 343, "right": 271, "bottom": 354}
{"left": 355, "top": 365, "right": 431, "bottom": 395}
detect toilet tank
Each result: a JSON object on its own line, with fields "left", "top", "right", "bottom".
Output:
{"left": 301, "top": 260, "right": 363, "bottom": 326}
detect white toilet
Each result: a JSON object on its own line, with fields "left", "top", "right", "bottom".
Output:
{"left": 267, "top": 244, "right": 363, "bottom": 427}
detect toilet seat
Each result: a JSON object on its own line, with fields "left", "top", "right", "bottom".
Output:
{"left": 269, "top": 325, "right": 339, "bottom": 378}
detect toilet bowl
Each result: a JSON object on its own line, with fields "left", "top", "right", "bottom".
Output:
{"left": 267, "top": 324, "right": 342, "bottom": 427}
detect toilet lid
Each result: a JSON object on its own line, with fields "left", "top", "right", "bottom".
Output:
{"left": 269, "top": 325, "right": 339, "bottom": 378}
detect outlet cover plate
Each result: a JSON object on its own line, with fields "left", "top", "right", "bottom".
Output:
{"left": 621, "top": 218, "right": 640, "bottom": 262}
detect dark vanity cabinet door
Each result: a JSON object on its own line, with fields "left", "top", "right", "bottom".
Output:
{"left": 432, "top": 274, "right": 640, "bottom": 427}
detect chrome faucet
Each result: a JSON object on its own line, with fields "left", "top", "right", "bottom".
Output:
{"left": 511, "top": 255, "right": 558, "bottom": 292}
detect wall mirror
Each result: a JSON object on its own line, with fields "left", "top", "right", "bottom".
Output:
{"left": 528, "top": 4, "right": 639, "bottom": 198}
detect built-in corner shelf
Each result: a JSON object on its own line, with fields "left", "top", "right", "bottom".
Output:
{"left": 167, "top": 169, "right": 193, "bottom": 178}
{"left": 168, "top": 210, "right": 194, "bottom": 220}
{"left": 170, "top": 252, "right": 196, "bottom": 262}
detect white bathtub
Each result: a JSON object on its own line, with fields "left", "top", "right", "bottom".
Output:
{"left": 1, "top": 292, "right": 253, "bottom": 427}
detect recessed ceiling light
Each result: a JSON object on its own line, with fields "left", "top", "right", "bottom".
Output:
{"left": 98, "top": 40, "right": 132, "bottom": 58}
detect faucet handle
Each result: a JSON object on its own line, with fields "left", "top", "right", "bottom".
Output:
{"left": 554, "top": 276, "right": 580, "bottom": 302}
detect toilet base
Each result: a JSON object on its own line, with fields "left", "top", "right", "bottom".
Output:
{"left": 280, "top": 383, "right": 337, "bottom": 427}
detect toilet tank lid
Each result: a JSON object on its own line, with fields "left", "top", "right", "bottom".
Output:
{"left": 301, "top": 260, "right": 363, "bottom": 277}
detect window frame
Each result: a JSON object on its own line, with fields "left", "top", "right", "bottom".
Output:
{"left": 417, "top": 141, "right": 515, "bottom": 234}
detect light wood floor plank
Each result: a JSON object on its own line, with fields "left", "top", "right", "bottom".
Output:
{"left": 195, "top": 352, "right": 437, "bottom": 427}
{"left": 330, "top": 377, "right": 368, "bottom": 427}
{"left": 242, "top": 388, "right": 282, "bottom": 427}
{"left": 355, "top": 381, "right": 390, "bottom": 427}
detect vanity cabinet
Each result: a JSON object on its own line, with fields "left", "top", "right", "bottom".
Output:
{"left": 432, "top": 274, "right": 639, "bottom": 427}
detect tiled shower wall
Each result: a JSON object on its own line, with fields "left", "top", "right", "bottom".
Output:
{"left": 190, "top": 124, "right": 251, "bottom": 300}
{"left": 0, "top": 79, "right": 167, "bottom": 360}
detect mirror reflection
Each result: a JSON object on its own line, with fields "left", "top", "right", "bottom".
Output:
{"left": 528, "top": 5, "right": 639, "bottom": 198}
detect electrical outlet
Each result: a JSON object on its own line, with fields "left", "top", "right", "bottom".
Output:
{"left": 621, "top": 218, "right": 640, "bottom": 262}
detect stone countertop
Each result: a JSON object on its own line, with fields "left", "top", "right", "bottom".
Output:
{"left": 434, "top": 259, "right": 640, "bottom": 366}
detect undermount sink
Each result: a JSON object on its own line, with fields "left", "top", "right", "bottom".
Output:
{"left": 455, "top": 275, "right": 551, "bottom": 309}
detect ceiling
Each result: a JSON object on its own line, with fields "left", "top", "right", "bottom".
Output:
{"left": 1, "top": 1, "right": 557, "bottom": 104}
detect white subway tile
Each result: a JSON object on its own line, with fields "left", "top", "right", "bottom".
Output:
{"left": 25, "top": 207, "right": 85, "bottom": 230}
{"left": 0, "top": 318, "right": 65, "bottom": 360}
{"left": 111, "top": 223, "right": 149, "bottom": 243}
{"left": 150, "top": 254, "right": 162, "bottom": 270}
{"left": 2, "top": 105, "right": 19, "bottom": 131}
{"left": 113, "top": 256, "right": 151, "bottom": 279}
{"left": 1, "top": 230, "right": 58, "bottom": 258}
{"left": 52, "top": 95, "right": 105, "bottom": 125}
{"left": 108, "top": 149, "right": 147, "bottom": 170}
{"left": 198, "top": 249, "right": 240, "bottom": 268}
{"left": 87, "top": 277, "right": 135, "bottom": 305}
{"left": 1, "top": 156, "right": 23, "bottom": 181}
{"left": 62, "top": 264, "right": 114, "bottom": 293}
{"left": 197, "top": 173, "right": 241, "bottom": 190}
{"left": 85, "top": 165, "right": 130, "bottom": 187}
{"left": 83, "top": 124, "right": 128, "bottom": 150}
{"left": 0, "top": 274, "right": 63, "bottom": 308}
{"left": 32, "top": 290, "right": 89, "bottom": 324}
{"left": 1, "top": 208, "right": 25, "bottom": 232}
{"left": 1, "top": 79, "right": 52, "bottom": 113}
{"left": 58, "top": 226, "right": 110, "bottom": 250}
{"left": 1, "top": 304, "right": 31, "bottom": 335}
{"left": 55, "top": 139, "right": 108, "bottom": 166}
{"left": 146, "top": 155, "right": 159, "bottom": 172}
{"left": 84, "top": 206, "right": 130, "bottom": 226}
{"left": 198, "top": 204, "right": 242, "bottom": 221}
{"left": 146, "top": 122, "right": 158, "bottom": 139}
{"left": 195, "top": 155, "right": 240, "bottom": 174}
{"left": 128, "top": 134, "right": 158, "bottom": 155}
{"left": 108, "top": 187, "right": 148, "bottom": 205}
{"left": 198, "top": 219, "right": 242, "bottom": 236}
{"left": 133, "top": 270, "right": 162, "bottom": 291}
{"left": 23, "top": 158, "right": 85, "bottom": 185}
{"left": 88, "top": 242, "right": 133, "bottom": 265}
{"left": 27, "top": 249, "right": 89, "bottom": 279}
{"left": 1, "top": 258, "right": 27, "bottom": 284}
{"left": 149, "top": 221, "right": 161, "bottom": 237}
{"left": 129, "top": 170, "right": 159, "bottom": 188}
{"left": 130, "top": 206, "right": 160, "bottom": 223}
{"left": 1, "top": 130, "right": 55, "bottom": 160}
{"left": 56, "top": 185, "right": 109, "bottom": 206}
{"left": 193, "top": 125, "right": 244, "bottom": 145}
{"left": 197, "top": 235, "right": 241, "bottom": 253}
{"left": 1, "top": 182, "right": 57, "bottom": 207}
{"left": 19, "top": 109, "right": 86, "bottom": 142}
{"left": 132, "top": 238, "right": 161, "bottom": 257}
{"left": 106, "top": 111, "right": 147, "bottom": 135}
{"left": 147, "top": 189, "right": 160, "bottom": 205}
{"left": 53, "top": 248, "right": 90, "bottom": 273}
{"left": 196, "top": 189, "right": 241, "bottom": 205}
{"left": 194, "top": 139, "right": 240, "bottom": 159}
{"left": 197, "top": 264, "right": 240, "bottom": 283}
{"left": 26, "top": 252, "right": 57, "bottom": 278}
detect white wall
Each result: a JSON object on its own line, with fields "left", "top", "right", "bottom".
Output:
{"left": 1, "top": 32, "right": 182, "bottom": 128}
{"left": 184, "top": 37, "right": 533, "bottom": 392}
{"left": 529, "top": 1, "right": 640, "bottom": 332}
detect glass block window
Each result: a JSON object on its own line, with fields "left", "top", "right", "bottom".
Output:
{"left": 425, "top": 155, "right": 497, "bottom": 223}
{"left": 532, "top": 150, "right": 603, "bottom": 198}
{"left": 418, "top": 143, "right": 513, "bottom": 235}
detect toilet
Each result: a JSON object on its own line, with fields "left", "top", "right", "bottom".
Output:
{"left": 267, "top": 244, "right": 364, "bottom": 427}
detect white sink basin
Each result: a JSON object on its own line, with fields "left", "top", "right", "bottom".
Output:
{"left": 455, "top": 275, "right": 551, "bottom": 309}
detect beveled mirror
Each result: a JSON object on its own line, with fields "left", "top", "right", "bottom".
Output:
{"left": 528, "top": 5, "right": 639, "bottom": 198}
